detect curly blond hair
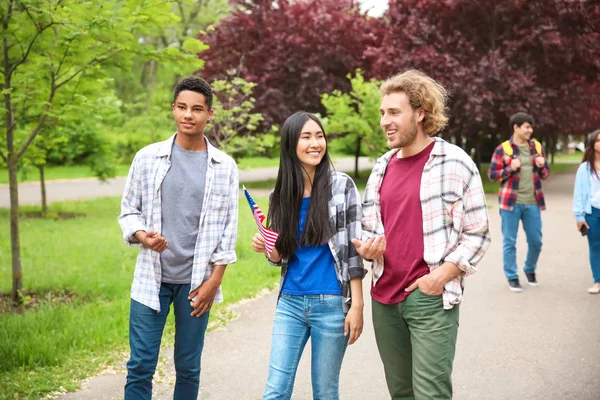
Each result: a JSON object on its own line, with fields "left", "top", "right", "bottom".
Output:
{"left": 380, "top": 70, "right": 449, "bottom": 136}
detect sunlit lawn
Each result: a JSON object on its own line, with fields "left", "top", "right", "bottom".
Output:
{"left": 0, "top": 196, "right": 279, "bottom": 399}
{"left": 0, "top": 164, "right": 132, "bottom": 185}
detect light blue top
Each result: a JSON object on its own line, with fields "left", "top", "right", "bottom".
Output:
{"left": 573, "top": 162, "right": 597, "bottom": 222}
{"left": 591, "top": 174, "right": 600, "bottom": 209}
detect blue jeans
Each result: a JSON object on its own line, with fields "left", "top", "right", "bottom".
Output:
{"left": 585, "top": 207, "right": 600, "bottom": 283}
{"left": 500, "top": 204, "right": 543, "bottom": 280}
{"left": 263, "top": 294, "right": 349, "bottom": 400}
{"left": 125, "top": 283, "right": 210, "bottom": 400}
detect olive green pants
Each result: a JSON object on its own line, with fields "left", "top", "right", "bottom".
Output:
{"left": 372, "top": 289, "right": 459, "bottom": 400}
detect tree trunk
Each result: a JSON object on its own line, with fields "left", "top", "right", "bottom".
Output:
{"left": 4, "top": 0, "right": 22, "bottom": 304}
{"left": 354, "top": 136, "right": 361, "bottom": 178}
{"left": 39, "top": 165, "right": 47, "bottom": 217}
{"left": 474, "top": 134, "right": 482, "bottom": 170}
{"left": 8, "top": 159, "right": 22, "bottom": 303}
{"left": 562, "top": 133, "right": 569, "bottom": 155}
{"left": 550, "top": 134, "right": 557, "bottom": 164}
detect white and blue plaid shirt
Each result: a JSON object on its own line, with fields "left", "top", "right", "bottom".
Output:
{"left": 119, "top": 134, "right": 239, "bottom": 312}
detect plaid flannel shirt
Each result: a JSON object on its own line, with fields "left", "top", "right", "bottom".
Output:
{"left": 268, "top": 171, "right": 367, "bottom": 314}
{"left": 361, "top": 137, "right": 491, "bottom": 309}
{"left": 487, "top": 136, "right": 550, "bottom": 211}
{"left": 118, "top": 134, "right": 239, "bottom": 312}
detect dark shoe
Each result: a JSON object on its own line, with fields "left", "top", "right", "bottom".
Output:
{"left": 508, "top": 279, "right": 523, "bottom": 292}
{"left": 525, "top": 272, "right": 539, "bottom": 287}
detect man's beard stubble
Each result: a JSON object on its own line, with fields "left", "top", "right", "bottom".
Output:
{"left": 388, "top": 120, "right": 418, "bottom": 149}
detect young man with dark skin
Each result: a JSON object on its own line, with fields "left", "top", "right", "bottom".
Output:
{"left": 352, "top": 70, "right": 491, "bottom": 400}
{"left": 488, "top": 112, "right": 550, "bottom": 292}
{"left": 119, "top": 76, "right": 238, "bottom": 399}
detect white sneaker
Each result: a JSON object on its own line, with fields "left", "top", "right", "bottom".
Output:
{"left": 587, "top": 284, "right": 600, "bottom": 294}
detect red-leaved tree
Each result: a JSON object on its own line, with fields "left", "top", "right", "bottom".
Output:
{"left": 366, "top": 0, "right": 600, "bottom": 162}
{"left": 199, "top": 0, "right": 384, "bottom": 126}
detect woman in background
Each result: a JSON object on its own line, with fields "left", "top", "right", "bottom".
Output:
{"left": 573, "top": 128, "right": 600, "bottom": 294}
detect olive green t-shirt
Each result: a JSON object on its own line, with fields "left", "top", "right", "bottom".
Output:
{"left": 516, "top": 144, "right": 537, "bottom": 204}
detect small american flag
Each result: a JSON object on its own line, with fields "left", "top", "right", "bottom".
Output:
{"left": 243, "top": 186, "right": 279, "bottom": 255}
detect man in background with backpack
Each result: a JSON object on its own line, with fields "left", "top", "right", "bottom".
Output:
{"left": 488, "top": 112, "right": 550, "bottom": 292}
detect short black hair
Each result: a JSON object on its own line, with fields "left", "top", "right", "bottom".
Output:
{"left": 173, "top": 76, "right": 213, "bottom": 109}
{"left": 509, "top": 112, "right": 534, "bottom": 131}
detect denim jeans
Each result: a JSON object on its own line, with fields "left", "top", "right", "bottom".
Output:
{"left": 263, "top": 294, "right": 349, "bottom": 400}
{"left": 585, "top": 207, "right": 600, "bottom": 283}
{"left": 124, "top": 283, "right": 210, "bottom": 400}
{"left": 500, "top": 204, "right": 543, "bottom": 280}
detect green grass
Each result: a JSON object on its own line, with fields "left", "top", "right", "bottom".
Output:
{"left": 0, "top": 197, "right": 280, "bottom": 399}
{"left": 241, "top": 178, "right": 278, "bottom": 190}
{"left": 236, "top": 156, "right": 280, "bottom": 170}
{"left": 554, "top": 151, "right": 584, "bottom": 162}
{"left": 0, "top": 164, "right": 132, "bottom": 185}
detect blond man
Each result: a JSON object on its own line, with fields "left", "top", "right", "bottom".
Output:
{"left": 352, "top": 70, "right": 491, "bottom": 399}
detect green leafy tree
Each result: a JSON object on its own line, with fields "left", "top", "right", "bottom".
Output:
{"left": 1, "top": 0, "right": 206, "bottom": 303}
{"left": 110, "top": 0, "right": 229, "bottom": 163}
{"left": 118, "top": 0, "right": 228, "bottom": 97}
{"left": 321, "top": 70, "right": 384, "bottom": 176}
{"left": 111, "top": 84, "right": 175, "bottom": 164}
{"left": 208, "top": 72, "right": 276, "bottom": 160}
{"left": 23, "top": 125, "right": 68, "bottom": 217}
{"left": 22, "top": 77, "right": 122, "bottom": 216}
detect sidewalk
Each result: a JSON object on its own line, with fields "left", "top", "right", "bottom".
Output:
{"left": 0, "top": 157, "right": 374, "bottom": 208}
{"left": 56, "top": 169, "right": 600, "bottom": 399}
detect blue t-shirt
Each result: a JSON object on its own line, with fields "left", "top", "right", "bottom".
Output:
{"left": 281, "top": 197, "right": 341, "bottom": 295}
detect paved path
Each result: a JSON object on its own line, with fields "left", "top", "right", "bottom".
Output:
{"left": 54, "top": 168, "right": 600, "bottom": 400}
{"left": 0, "top": 157, "right": 374, "bottom": 208}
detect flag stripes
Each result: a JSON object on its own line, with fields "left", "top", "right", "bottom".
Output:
{"left": 243, "top": 186, "right": 279, "bottom": 255}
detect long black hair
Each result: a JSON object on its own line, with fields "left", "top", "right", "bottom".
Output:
{"left": 583, "top": 129, "right": 600, "bottom": 177}
{"left": 268, "top": 111, "right": 332, "bottom": 259}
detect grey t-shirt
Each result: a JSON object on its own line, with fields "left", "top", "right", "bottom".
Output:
{"left": 160, "top": 142, "right": 208, "bottom": 283}
{"left": 516, "top": 144, "right": 537, "bottom": 205}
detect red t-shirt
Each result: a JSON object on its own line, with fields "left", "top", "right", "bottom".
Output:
{"left": 371, "top": 142, "right": 434, "bottom": 304}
